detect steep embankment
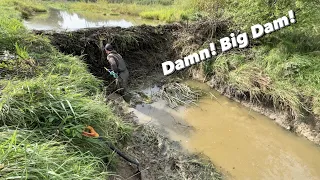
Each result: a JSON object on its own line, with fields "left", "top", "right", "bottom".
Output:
{"left": 34, "top": 25, "right": 178, "bottom": 84}
{"left": 36, "top": 19, "right": 320, "bottom": 145}
{"left": 34, "top": 20, "right": 228, "bottom": 83}
{"left": 0, "top": 1, "right": 223, "bottom": 179}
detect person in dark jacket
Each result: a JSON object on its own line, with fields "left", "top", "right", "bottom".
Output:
{"left": 104, "top": 43, "right": 129, "bottom": 97}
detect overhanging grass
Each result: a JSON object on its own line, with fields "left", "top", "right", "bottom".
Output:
{"left": 0, "top": 1, "right": 132, "bottom": 178}
{"left": 193, "top": 0, "right": 320, "bottom": 120}
{"left": 0, "top": 52, "right": 132, "bottom": 143}
{"left": 209, "top": 44, "right": 320, "bottom": 119}
{"left": 13, "top": 1, "right": 47, "bottom": 19}
{"left": 0, "top": 128, "right": 109, "bottom": 179}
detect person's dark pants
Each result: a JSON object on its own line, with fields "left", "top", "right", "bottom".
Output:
{"left": 116, "top": 70, "right": 130, "bottom": 102}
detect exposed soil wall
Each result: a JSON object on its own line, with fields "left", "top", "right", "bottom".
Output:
{"left": 34, "top": 20, "right": 320, "bottom": 145}
{"left": 33, "top": 20, "right": 228, "bottom": 85}
{"left": 33, "top": 21, "right": 229, "bottom": 179}
{"left": 34, "top": 24, "right": 180, "bottom": 86}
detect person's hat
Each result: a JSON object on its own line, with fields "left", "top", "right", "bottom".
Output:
{"left": 104, "top": 43, "right": 113, "bottom": 51}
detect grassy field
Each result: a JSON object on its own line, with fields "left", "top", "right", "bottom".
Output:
{"left": 0, "top": 0, "right": 132, "bottom": 178}
{"left": 46, "top": 0, "right": 197, "bottom": 23}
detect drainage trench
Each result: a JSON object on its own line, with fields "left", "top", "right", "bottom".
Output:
{"left": 131, "top": 81, "right": 320, "bottom": 180}
{"left": 36, "top": 24, "right": 320, "bottom": 180}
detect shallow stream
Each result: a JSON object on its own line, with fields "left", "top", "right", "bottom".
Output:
{"left": 24, "top": 10, "right": 320, "bottom": 179}
{"left": 130, "top": 81, "right": 320, "bottom": 180}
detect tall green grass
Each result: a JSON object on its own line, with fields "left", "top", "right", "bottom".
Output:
{"left": 210, "top": 44, "right": 320, "bottom": 118}
{"left": 46, "top": 0, "right": 195, "bottom": 23}
{"left": 108, "top": 0, "right": 174, "bottom": 5}
{"left": 0, "top": 51, "right": 132, "bottom": 146}
{"left": 0, "top": 13, "right": 26, "bottom": 52}
{"left": 0, "top": 128, "right": 109, "bottom": 179}
{"left": 139, "top": 8, "right": 188, "bottom": 22}
{"left": 0, "top": 1, "right": 132, "bottom": 178}
{"left": 194, "top": 0, "right": 320, "bottom": 119}
{"left": 0, "top": 0, "right": 52, "bottom": 53}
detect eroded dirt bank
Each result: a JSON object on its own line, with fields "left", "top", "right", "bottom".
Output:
{"left": 35, "top": 21, "right": 320, "bottom": 144}
{"left": 108, "top": 100, "right": 222, "bottom": 180}
{"left": 35, "top": 19, "right": 320, "bottom": 145}
{"left": 33, "top": 21, "right": 320, "bottom": 179}
{"left": 33, "top": 20, "right": 228, "bottom": 87}
{"left": 33, "top": 21, "right": 229, "bottom": 179}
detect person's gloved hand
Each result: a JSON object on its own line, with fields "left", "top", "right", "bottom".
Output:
{"left": 104, "top": 67, "right": 118, "bottom": 78}
{"left": 109, "top": 70, "right": 118, "bottom": 78}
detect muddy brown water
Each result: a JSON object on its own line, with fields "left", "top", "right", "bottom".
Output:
{"left": 130, "top": 81, "right": 320, "bottom": 180}
{"left": 23, "top": 8, "right": 162, "bottom": 31}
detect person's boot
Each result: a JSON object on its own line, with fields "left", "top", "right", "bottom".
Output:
{"left": 123, "top": 93, "right": 131, "bottom": 103}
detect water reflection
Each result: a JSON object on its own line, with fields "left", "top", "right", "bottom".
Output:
{"left": 23, "top": 8, "right": 157, "bottom": 31}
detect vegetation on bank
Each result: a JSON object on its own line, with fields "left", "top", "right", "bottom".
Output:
{"left": 0, "top": 128, "right": 108, "bottom": 179}
{"left": 0, "top": 0, "right": 132, "bottom": 178}
{"left": 0, "top": 0, "right": 221, "bottom": 179}
{"left": 201, "top": 0, "right": 320, "bottom": 120}
{"left": 46, "top": 0, "right": 199, "bottom": 23}
{"left": 73, "top": 0, "right": 319, "bottom": 122}
{"left": 1, "top": 0, "right": 319, "bottom": 178}
{"left": 94, "top": 0, "right": 319, "bottom": 121}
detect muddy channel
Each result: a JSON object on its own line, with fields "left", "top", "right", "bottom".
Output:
{"left": 129, "top": 80, "right": 320, "bottom": 180}
{"left": 30, "top": 16, "right": 320, "bottom": 179}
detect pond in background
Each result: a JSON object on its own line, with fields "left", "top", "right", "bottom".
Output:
{"left": 23, "top": 8, "right": 162, "bottom": 31}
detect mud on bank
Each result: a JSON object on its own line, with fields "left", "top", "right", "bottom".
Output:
{"left": 108, "top": 103, "right": 222, "bottom": 180}
{"left": 33, "top": 24, "right": 179, "bottom": 87}
{"left": 205, "top": 75, "right": 320, "bottom": 145}
{"left": 33, "top": 20, "right": 320, "bottom": 178}
{"left": 33, "top": 20, "right": 228, "bottom": 86}
{"left": 36, "top": 21, "right": 320, "bottom": 146}
{"left": 33, "top": 21, "right": 229, "bottom": 179}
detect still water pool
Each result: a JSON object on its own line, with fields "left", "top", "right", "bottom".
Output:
{"left": 23, "top": 8, "right": 162, "bottom": 31}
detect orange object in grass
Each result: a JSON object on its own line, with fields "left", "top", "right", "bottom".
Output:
{"left": 82, "top": 126, "right": 100, "bottom": 137}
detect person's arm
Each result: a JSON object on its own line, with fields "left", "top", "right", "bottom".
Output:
{"left": 107, "top": 56, "right": 119, "bottom": 74}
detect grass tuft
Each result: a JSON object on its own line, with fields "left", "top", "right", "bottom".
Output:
{"left": 0, "top": 128, "right": 109, "bottom": 179}
{"left": 0, "top": 1, "right": 133, "bottom": 178}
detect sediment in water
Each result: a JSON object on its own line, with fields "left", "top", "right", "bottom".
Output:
{"left": 33, "top": 21, "right": 229, "bottom": 179}
{"left": 34, "top": 19, "right": 319, "bottom": 148}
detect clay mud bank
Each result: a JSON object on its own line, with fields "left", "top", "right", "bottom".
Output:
{"left": 34, "top": 20, "right": 320, "bottom": 146}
